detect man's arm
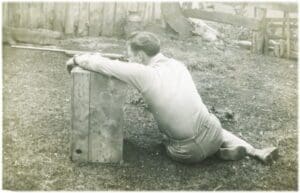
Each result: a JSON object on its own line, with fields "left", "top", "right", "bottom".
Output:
{"left": 66, "top": 53, "right": 155, "bottom": 92}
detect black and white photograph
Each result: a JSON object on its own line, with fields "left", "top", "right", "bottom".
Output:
{"left": 2, "top": 0, "right": 298, "bottom": 191}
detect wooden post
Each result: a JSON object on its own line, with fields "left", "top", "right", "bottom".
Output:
{"left": 264, "top": 21, "right": 269, "bottom": 55}
{"left": 286, "top": 12, "right": 291, "bottom": 59}
{"left": 282, "top": 11, "right": 287, "bottom": 37}
{"left": 71, "top": 67, "right": 127, "bottom": 163}
{"left": 252, "top": 7, "right": 267, "bottom": 54}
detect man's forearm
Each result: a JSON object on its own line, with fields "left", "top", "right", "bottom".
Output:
{"left": 75, "top": 54, "right": 120, "bottom": 77}
{"left": 69, "top": 53, "right": 153, "bottom": 91}
{"left": 77, "top": 59, "right": 102, "bottom": 73}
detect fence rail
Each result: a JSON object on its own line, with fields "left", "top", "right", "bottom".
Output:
{"left": 182, "top": 9, "right": 261, "bottom": 29}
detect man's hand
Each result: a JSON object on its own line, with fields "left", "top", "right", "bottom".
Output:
{"left": 66, "top": 55, "right": 79, "bottom": 74}
{"left": 66, "top": 53, "right": 110, "bottom": 74}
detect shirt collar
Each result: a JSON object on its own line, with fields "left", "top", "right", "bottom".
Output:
{"left": 148, "top": 53, "right": 168, "bottom": 67}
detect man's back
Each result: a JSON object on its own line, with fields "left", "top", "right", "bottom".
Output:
{"left": 142, "top": 54, "right": 214, "bottom": 140}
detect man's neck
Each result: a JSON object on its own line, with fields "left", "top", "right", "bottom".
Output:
{"left": 144, "top": 57, "right": 152, "bottom": 66}
{"left": 145, "top": 53, "right": 161, "bottom": 66}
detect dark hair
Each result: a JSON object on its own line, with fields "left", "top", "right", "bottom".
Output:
{"left": 127, "top": 31, "right": 160, "bottom": 56}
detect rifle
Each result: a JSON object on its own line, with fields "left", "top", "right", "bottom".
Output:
{"left": 10, "top": 44, "right": 129, "bottom": 62}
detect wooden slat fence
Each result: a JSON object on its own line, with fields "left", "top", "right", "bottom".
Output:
{"left": 3, "top": 2, "right": 163, "bottom": 37}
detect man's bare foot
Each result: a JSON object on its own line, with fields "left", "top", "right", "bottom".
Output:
{"left": 217, "top": 146, "right": 247, "bottom": 161}
{"left": 254, "top": 147, "right": 279, "bottom": 164}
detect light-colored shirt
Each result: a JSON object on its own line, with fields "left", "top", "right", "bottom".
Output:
{"left": 79, "top": 53, "right": 221, "bottom": 140}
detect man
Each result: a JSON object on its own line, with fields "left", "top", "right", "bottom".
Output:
{"left": 66, "top": 31, "right": 278, "bottom": 164}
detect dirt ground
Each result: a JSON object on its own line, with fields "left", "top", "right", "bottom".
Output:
{"left": 3, "top": 30, "right": 298, "bottom": 190}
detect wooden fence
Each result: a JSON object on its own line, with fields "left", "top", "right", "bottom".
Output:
{"left": 181, "top": 3, "right": 298, "bottom": 58}
{"left": 2, "top": 2, "right": 162, "bottom": 37}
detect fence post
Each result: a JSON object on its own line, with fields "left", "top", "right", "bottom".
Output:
{"left": 252, "top": 7, "right": 267, "bottom": 54}
{"left": 285, "top": 11, "right": 291, "bottom": 59}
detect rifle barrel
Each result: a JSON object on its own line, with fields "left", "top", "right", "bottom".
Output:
{"left": 10, "top": 44, "right": 127, "bottom": 61}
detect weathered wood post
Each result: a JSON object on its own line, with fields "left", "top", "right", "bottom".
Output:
{"left": 71, "top": 67, "right": 127, "bottom": 163}
{"left": 285, "top": 11, "right": 291, "bottom": 59}
{"left": 252, "top": 7, "right": 267, "bottom": 54}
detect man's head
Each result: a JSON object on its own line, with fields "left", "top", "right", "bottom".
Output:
{"left": 127, "top": 31, "right": 160, "bottom": 65}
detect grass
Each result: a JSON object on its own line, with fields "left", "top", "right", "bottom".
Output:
{"left": 3, "top": 32, "right": 298, "bottom": 190}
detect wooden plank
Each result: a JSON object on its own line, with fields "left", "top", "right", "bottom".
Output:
{"left": 6, "top": 3, "right": 14, "bottom": 27}
{"left": 101, "top": 2, "right": 116, "bottom": 36}
{"left": 65, "top": 3, "right": 80, "bottom": 35}
{"left": 144, "top": 2, "right": 153, "bottom": 24}
{"left": 183, "top": 9, "right": 261, "bottom": 29}
{"left": 89, "top": 72, "right": 126, "bottom": 163}
{"left": 71, "top": 67, "right": 126, "bottom": 163}
{"left": 64, "top": 3, "right": 72, "bottom": 34}
{"left": 136, "top": 2, "right": 145, "bottom": 23}
{"left": 3, "top": 3, "right": 8, "bottom": 27}
{"left": 37, "top": 3, "right": 45, "bottom": 28}
{"left": 12, "top": 3, "right": 21, "bottom": 27}
{"left": 74, "top": 3, "right": 81, "bottom": 36}
{"left": 38, "top": 3, "right": 47, "bottom": 29}
{"left": 78, "top": 2, "right": 90, "bottom": 36}
{"left": 154, "top": 2, "right": 162, "bottom": 21}
{"left": 269, "top": 35, "right": 297, "bottom": 40}
{"left": 114, "top": 2, "right": 127, "bottom": 37}
{"left": 267, "top": 17, "right": 297, "bottom": 23}
{"left": 127, "top": 2, "right": 138, "bottom": 12}
{"left": 71, "top": 67, "right": 91, "bottom": 162}
{"left": 151, "top": 2, "right": 156, "bottom": 21}
{"left": 286, "top": 12, "right": 291, "bottom": 59}
{"left": 43, "top": 2, "right": 55, "bottom": 30}
{"left": 53, "top": 3, "right": 66, "bottom": 32}
{"left": 6, "top": 3, "right": 15, "bottom": 27}
{"left": 8, "top": 3, "right": 16, "bottom": 27}
{"left": 269, "top": 23, "right": 297, "bottom": 29}
{"left": 89, "top": 2, "right": 104, "bottom": 36}
{"left": 28, "top": 3, "right": 42, "bottom": 29}
{"left": 266, "top": 17, "right": 297, "bottom": 23}
{"left": 255, "top": 3, "right": 297, "bottom": 13}
{"left": 19, "top": 3, "right": 30, "bottom": 28}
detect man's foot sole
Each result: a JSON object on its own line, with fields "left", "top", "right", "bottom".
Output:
{"left": 218, "top": 146, "right": 247, "bottom": 161}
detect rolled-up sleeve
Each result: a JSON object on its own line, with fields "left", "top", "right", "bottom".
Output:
{"left": 77, "top": 53, "right": 155, "bottom": 92}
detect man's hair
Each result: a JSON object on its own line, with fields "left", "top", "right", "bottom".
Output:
{"left": 127, "top": 31, "right": 160, "bottom": 57}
